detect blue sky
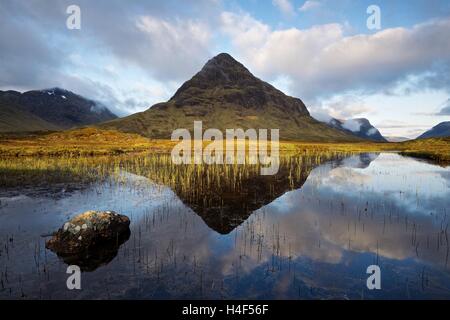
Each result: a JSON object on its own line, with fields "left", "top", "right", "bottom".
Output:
{"left": 1, "top": 0, "right": 450, "bottom": 138}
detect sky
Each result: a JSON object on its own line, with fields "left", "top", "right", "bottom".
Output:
{"left": 1, "top": 0, "right": 450, "bottom": 138}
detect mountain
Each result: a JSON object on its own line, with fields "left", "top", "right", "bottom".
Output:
{"left": 0, "top": 100, "right": 60, "bottom": 132}
{"left": 99, "top": 53, "right": 360, "bottom": 142}
{"left": 315, "top": 115, "right": 387, "bottom": 142}
{"left": 417, "top": 121, "right": 450, "bottom": 139}
{"left": 0, "top": 88, "right": 117, "bottom": 132}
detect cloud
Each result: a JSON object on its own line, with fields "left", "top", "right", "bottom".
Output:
{"left": 367, "top": 127, "right": 378, "bottom": 136}
{"left": 272, "top": 0, "right": 295, "bottom": 16}
{"left": 342, "top": 119, "right": 362, "bottom": 132}
{"left": 0, "top": 0, "right": 220, "bottom": 114}
{"left": 309, "top": 95, "right": 373, "bottom": 120}
{"left": 299, "top": 0, "right": 321, "bottom": 12}
{"left": 135, "top": 16, "right": 212, "bottom": 80}
{"left": 2, "top": 0, "right": 450, "bottom": 120}
{"left": 374, "top": 120, "right": 430, "bottom": 138}
{"left": 436, "top": 99, "right": 450, "bottom": 115}
{"left": 0, "top": 2, "right": 66, "bottom": 88}
{"left": 221, "top": 12, "right": 450, "bottom": 100}
{"left": 311, "top": 112, "right": 333, "bottom": 123}
{"left": 75, "top": 1, "right": 216, "bottom": 82}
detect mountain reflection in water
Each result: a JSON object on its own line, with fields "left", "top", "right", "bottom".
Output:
{"left": 0, "top": 153, "right": 449, "bottom": 299}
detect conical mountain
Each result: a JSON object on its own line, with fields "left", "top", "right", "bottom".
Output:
{"left": 170, "top": 53, "right": 309, "bottom": 116}
{"left": 99, "top": 53, "right": 360, "bottom": 141}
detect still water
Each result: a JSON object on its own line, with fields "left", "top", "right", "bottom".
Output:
{"left": 1, "top": 153, "right": 449, "bottom": 299}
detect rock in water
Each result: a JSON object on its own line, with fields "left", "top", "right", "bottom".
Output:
{"left": 46, "top": 210, "right": 130, "bottom": 271}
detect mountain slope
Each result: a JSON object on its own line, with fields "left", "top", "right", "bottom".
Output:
{"left": 0, "top": 100, "right": 61, "bottom": 132}
{"left": 0, "top": 88, "right": 117, "bottom": 130}
{"left": 417, "top": 121, "right": 450, "bottom": 139}
{"left": 99, "top": 53, "right": 361, "bottom": 142}
{"left": 315, "top": 115, "right": 387, "bottom": 142}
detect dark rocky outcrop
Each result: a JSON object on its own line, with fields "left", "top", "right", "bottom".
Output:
{"left": 46, "top": 210, "right": 130, "bottom": 271}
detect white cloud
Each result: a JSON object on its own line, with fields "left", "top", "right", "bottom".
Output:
{"left": 375, "top": 120, "right": 430, "bottom": 138}
{"left": 310, "top": 95, "right": 373, "bottom": 120}
{"left": 299, "top": 0, "right": 321, "bottom": 12}
{"left": 220, "top": 12, "right": 271, "bottom": 58}
{"left": 342, "top": 119, "right": 362, "bottom": 132}
{"left": 367, "top": 127, "right": 378, "bottom": 136}
{"left": 272, "top": 0, "right": 295, "bottom": 16}
{"left": 311, "top": 111, "right": 333, "bottom": 123}
{"left": 135, "top": 16, "right": 212, "bottom": 80}
{"left": 221, "top": 12, "right": 450, "bottom": 100}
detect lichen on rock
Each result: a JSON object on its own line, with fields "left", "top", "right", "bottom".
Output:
{"left": 46, "top": 210, "right": 130, "bottom": 271}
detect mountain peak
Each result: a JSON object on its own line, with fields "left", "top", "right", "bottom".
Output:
{"left": 171, "top": 53, "right": 254, "bottom": 101}
{"left": 167, "top": 53, "right": 310, "bottom": 118}
{"left": 201, "top": 53, "right": 250, "bottom": 74}
{"left": 39, "top": 87, "right": 72, "bottom": 96}
{"left": 205, "top": 52, "right": 237, "bottom": 64}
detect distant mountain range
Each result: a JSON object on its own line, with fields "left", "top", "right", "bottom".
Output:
{"left": 417, "top": 121, "right": 450, "bottom": 139}
{"left": 3, "top": 54, "right": 435, "bottom": 143}
{"left": 314, "top": 115, "right": 387, "bottom": 142}
{"left": 99, "top": 53, "right": 361, "bottom": 142}
{"left": 0, "top": 88, "right": 117, "bottom": 132}
{"left": 385, "top": 136, "right": 410, "bottom": 143}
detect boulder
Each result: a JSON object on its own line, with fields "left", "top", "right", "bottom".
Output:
{"left": 46, "top": 210, "right": 130, "bottom": 271}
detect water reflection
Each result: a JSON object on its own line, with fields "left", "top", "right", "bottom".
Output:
{"left": 169, "top": 153, "right": 379, "bottom": 234}
{"left": 170, "top": 159, "right": 323, "bottom": 234}
{"left": 49, "top": 229, "right": 131, "bottom": 272}
{"left": 0, "top": 153, "right": 449, "bottom": 299}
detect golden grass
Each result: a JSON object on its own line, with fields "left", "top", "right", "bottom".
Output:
{"left": 0, "top": 128, "right": 448, "bottom": 195}
{"left": 0, "top": 127, "right": 448, "bottom": 164}
{"left": 0, "top": 127, "right": 176, "bottom": 156}
{"left": 397, "top": 137, "right": 450, "bottom": 163}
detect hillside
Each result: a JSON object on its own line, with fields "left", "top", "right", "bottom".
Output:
{"left": 99, "top": 53, "right": 360, "bottom": 142}
{"left": 0, "top": 88, "right": 117, "bottom": 131}
{"left": 0, "top": 127, "right": 159, "bottom": 156}
{"left": 398, "top": 137, "right": 450, "bottom": 163}
{"left": 0, "top": 100, "right": 61, "bottom": 132}
{"left": 417, "top": 121, "right": 450, "bottom": 139}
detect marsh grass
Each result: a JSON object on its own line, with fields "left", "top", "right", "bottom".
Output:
{"left": 1, "top": 128, "right": 448, "bottom": 164}
{"left": 0, "top": 128, "right": 448, "bottom": 192}
{"left": 0, "top": 152, "right": 344, "bottom": 190}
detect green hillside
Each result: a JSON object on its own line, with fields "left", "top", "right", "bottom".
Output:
{"left": 0, "top": 101, "right": 61, "bottom": 133}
